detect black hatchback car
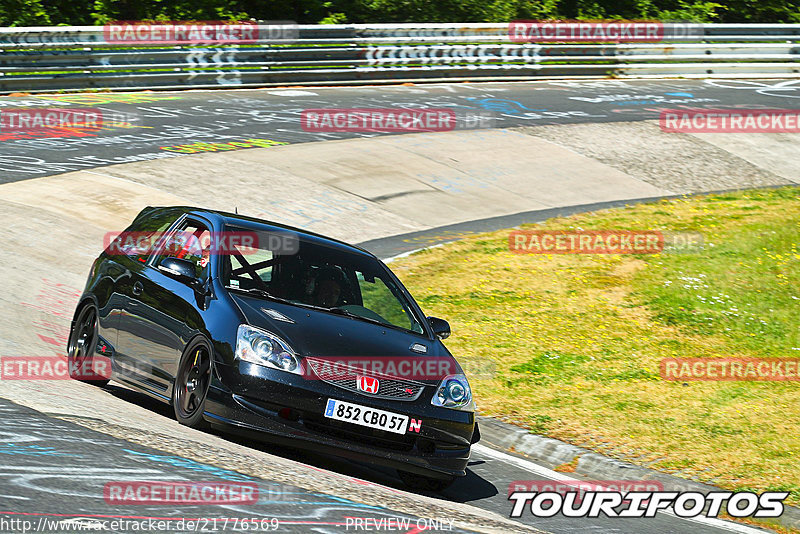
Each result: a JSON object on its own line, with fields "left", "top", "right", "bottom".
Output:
{"left": 68, "top": 206, "right": 479, "bottom": 490}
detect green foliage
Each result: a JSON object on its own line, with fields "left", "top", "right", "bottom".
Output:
{"left": 657, "top": 1, "right": 725, "bottom": 22}
{"left": 1, "top": 0, "right": 52, "bottom": 25}
{"left": 0, "top": 0, "right": 797, "bottom": 27}
{"left": 319, "top": 12, "right": 349, "bottom": 24}
{"left": 87, "top": 0, "right": 249, "bottom": 24}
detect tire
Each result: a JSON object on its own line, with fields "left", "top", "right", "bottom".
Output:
{"left": 397, "top": 469, "right": 456, "bottom": 492}
{"left": 172, "top": 337, "right": 213, "bottom": 429}
{"left": 67, "top": 304, "right": 110, "bottom": 387}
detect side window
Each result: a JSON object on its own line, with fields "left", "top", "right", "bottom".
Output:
{"left": 159, "top": 220, "right": 212, "bottom": 280}
{"left": 107, "top": 208, "right": 179, "bottom": 264}
{"left": 357, "top": 272, "right": 420, "bottom": 332}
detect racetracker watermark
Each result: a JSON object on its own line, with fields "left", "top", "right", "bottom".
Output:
{"left": 103, "top": 21, "right": 298, "bottom": 44}
{"left": 661, "top": 358, "right": 800, "bottom": 381}
{"left": 509, "top": 230, "right": 703, "bottom": 254}
{"left": 508, "top": 490, "right": 788, "bottom": 518}
{"left": 104, "top": 481, "right": 259, "bottom": 505}
{"left": 509, "top": 481, "right": 665, "bottom": 504}
{"left": 0, "top": 108, "right": 103, "bottom": 132}
{"left": 305, "top": 356, "right": 462, "bottom": 381}
{"left": 508, "top": 21, "right": 702, "bottom": 43}
{"left": 0, "top": 356, "right": 111, "bottom": 381}
{"left": 299, "top": 108, "right": 495, "bottom": 132}
{"left": 103, "top": 230, "right": 300, "bottom": 257}
{"left": 660, "top": 109, "right": 800, "bottom": 133}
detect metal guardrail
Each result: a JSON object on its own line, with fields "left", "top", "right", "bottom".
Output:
{"left": 0, "top": 23, "right": 798, "bottom": 92}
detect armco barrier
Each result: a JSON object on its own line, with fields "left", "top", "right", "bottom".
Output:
{"left": 0, "top": 23, "right": 798, "bottom": 92}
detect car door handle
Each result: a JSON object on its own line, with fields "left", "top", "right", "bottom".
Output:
{"left": 132, "top": 281, "right": 144, "bottom": 296}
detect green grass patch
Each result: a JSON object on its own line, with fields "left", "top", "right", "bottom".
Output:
{"left": 389, "top": 186, "right": 800, "bottom": 507}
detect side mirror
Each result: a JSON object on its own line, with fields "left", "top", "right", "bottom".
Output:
{"left": 158, "top": 257, "right": 198, "bottom": 285}
{"left": 428, "top": 316, "right": 451, "bottom": 340}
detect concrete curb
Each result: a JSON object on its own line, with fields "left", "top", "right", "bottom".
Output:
{"left": 477, "top": 416, "right": 800, "bottom": 531}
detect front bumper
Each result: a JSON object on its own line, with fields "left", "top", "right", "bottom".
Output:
{"left": 204, "top": 360, "right": 477, "bottom": 478}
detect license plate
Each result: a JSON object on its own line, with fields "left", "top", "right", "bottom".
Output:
{"left": 324, "top": 399, "right": 409, "bottom": 434}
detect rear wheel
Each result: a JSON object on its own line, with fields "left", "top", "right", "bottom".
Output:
{"left": 67, "top": 304, "right": 110, "bottom": 387}
{"left": 397, "top": 469, "right": 456, "bottom": 492}
{"left": 172, "top": 337, "right": 213, "bottom": 429}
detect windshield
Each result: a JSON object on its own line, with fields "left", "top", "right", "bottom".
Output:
{"left": 220, "top": 225, "right": 425, "bottom": 334}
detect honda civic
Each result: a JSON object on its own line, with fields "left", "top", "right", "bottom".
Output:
{"left": 68, "top": 206, "right": 479, "bottom": 490}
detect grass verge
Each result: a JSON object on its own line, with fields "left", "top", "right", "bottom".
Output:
{"left": 389, "top": 186, "right": 800, "bottom": 506}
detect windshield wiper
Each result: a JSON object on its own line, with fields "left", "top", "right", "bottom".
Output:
{"left": 227, "top": 287, "right": 295, "bottom": 305}
{"left": 229, "top": 287, "right": 333, "bottom": 313}
{"left": 229, "top": 287, "right": 393, "bottom": 328}
{"left": 327, "top": 307, "right": 388, "bottom": 328}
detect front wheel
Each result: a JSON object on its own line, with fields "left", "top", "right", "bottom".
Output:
{"left": 172, "top": 337, "right": 213, "bottom": 429}
{"left": 397, "top": 469, "right": 456, "bottom": 492}
{"left": 67, "top": 304, "right": 110, "bottom": 387}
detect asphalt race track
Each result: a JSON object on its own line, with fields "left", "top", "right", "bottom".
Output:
{"left": 1, "top": 78, "right": 798, "bottom": 533}
{"left": 0, "top": 398, "right": 452, "bottom": 534}
{"left": 2, "top": 78, "right": 800, "bottom": 181}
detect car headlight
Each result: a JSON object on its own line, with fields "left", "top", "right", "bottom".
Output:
{"left": 235, "top": 324, "right": 301, "bottom": 375}
{"left": 431, "top": 374, "right": 474, "bottom": 411}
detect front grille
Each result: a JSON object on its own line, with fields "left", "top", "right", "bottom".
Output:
{"left": 305, "top": 357, "right": 426, "bottom": 401}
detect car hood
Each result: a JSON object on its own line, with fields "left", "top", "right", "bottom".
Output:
{"left": 231, "top": 293, "right": 456, "bottom": 367}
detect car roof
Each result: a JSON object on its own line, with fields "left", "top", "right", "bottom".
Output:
{"left": 153, "top": 206, "right": 376, "bottom": 259}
